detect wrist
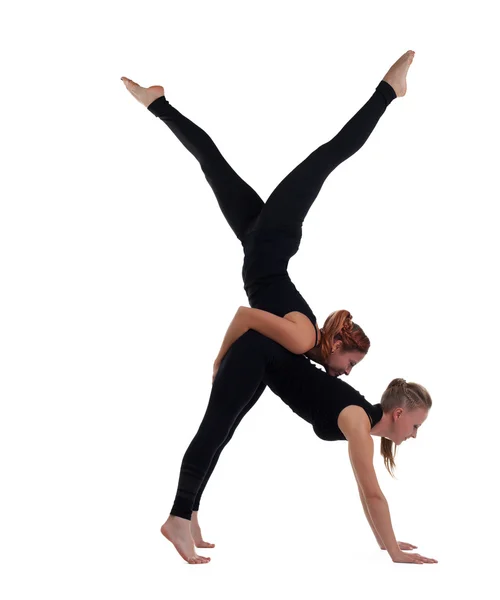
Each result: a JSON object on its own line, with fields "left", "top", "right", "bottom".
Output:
{"left": 388, "top": 548, "right": 402, "bottom": 560}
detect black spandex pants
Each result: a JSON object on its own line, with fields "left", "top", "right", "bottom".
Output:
{"left": 147, "top": 80, "right": 396, "bottom": 518}
{"left": 147, "top": 80, "right": 396, "bottom": 242}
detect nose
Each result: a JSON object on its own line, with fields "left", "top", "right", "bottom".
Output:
{"left": 345, "top": 366, "right": 352, "bottom": 376}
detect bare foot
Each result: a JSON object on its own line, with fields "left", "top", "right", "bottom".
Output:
{"left": 382, "top": 50, "right": 416, "bottom": 98}
{"left": 160, "top": 515, "right": 211, "bottom": 564}
{"left": 191, "top": 511, "right": 215, "bottom": 549}
{"left": 121, "top": 76, "right": 165, "bottom": 108}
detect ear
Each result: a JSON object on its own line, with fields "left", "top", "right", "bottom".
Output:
{"left": 331, "top": 340, "right": 343, "bottom": 353}
{"left": 394, "top": 408, "right": 403, "bottom": 420}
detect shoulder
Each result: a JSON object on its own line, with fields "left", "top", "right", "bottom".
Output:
{"left": 337, "top": 405, "right": 372, "bottom": 440}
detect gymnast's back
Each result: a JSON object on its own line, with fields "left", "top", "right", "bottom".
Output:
{"left": 235, "top": 330, "right": 383, "bottom": 441}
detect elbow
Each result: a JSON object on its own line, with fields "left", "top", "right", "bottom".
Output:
{"left": 237, "top": 306, "right": 251, "bottom": 332}
{"left": 364, "top": 492, "right": 385, "bottom": 503}
{"left": 358, "top": 483, "right": 384, "bottom": 503}
{"left": 237, "top": 306, "right": 247, "bottom": 320}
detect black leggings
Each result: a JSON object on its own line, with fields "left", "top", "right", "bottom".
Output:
{"left": 148, "top": 80, "right": 397, "bottom": 518}
{"left": 172, "top": 333, "right": 271, "bottom": 518}
{"left": 147, "top": 80, "right": 396, "bottom": 241}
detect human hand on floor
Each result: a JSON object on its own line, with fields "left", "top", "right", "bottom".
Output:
{"left": 380, "top": 540, "right": 417, "bottom": 551}
{"left": 390, "top": 550, "right": 438, "bottom": 564}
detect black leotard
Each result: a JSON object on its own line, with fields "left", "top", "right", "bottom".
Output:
{"left": 263, "top": 342, "right": 383, "bottom": 440}
{"left": 170, "top": 331, "right": 382, "bottom": 519}
{"left": 242, "top": 227, "right": 319, "bottom": 345}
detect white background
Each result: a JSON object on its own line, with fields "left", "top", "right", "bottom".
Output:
{"left": 1, "top": 0, "right": 499, "bottom": 597}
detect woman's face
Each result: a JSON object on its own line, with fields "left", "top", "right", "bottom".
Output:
{"left": 391, "top": 407, "right": 429, "bottom": 445}
{"left": 325, "top": 347, "right": 366, "bottom": 377}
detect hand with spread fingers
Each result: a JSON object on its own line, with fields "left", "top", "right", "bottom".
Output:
{"left": 391, "top": 550, "right": 438, "bottom": 565}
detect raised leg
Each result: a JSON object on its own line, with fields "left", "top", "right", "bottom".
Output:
{"left": 255, "top": 80, "right": 397, "bottom": 234}
{"left": 147, "top": 95, "right": 265, "bottom": 241}
{"left": 253, "top": 49, "right": 416, "bottom": 235}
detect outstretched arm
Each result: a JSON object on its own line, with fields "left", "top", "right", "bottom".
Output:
{"left": 346, "top": 427, "right": 401, "bottom": 559}
{"left": 340, "top": 410, "right": 437, "bottom": 564}
{"left": 214, "top": 306, "right": 317, "bottom": 369}
{"left": 356, "top": 483, "right": 385, "bottom": 548}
